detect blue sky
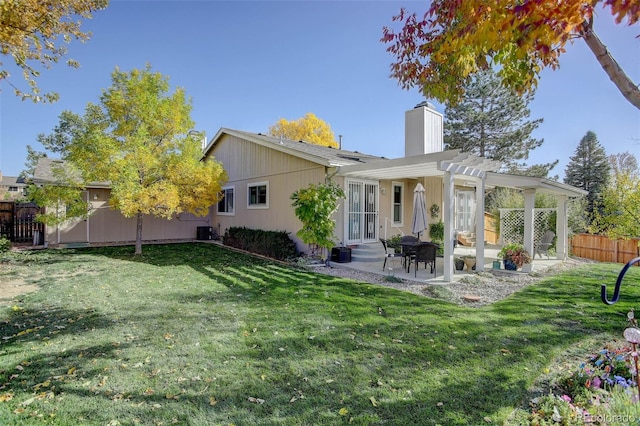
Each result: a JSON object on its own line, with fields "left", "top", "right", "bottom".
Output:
{"left": 1, "top": 1, "right": 639, "bottom": 180}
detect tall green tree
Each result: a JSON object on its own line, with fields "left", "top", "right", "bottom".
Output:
{"left": 563, "top": 131, "right": 610, "bottom": 216}
{"left": 38, "top": 65, "right": 227, "bottom": 254}
{"left": 0, "top": 0, "right": 108, "bottom": 103}
{"left": 591, "top": 152, "right": 640, "bottom": 239}
{"left": 444, "top": 69, "right": 555, "bottom": 174}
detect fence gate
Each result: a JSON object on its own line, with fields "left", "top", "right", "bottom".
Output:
{"left": 0, "top": 202, "right": 44, "bottom": 244}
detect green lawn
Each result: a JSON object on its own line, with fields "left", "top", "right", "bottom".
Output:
{"left": 0, "top": 243, "right": 638, "bottom": 425}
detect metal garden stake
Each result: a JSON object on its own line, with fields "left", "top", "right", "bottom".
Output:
{"left": 601, "top": 256, "right": 640, "bottom": 402}
{"left": 624, "top": 311, "right": 640, "bottom": 403}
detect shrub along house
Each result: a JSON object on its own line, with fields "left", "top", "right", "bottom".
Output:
{"left": 203, "top": 103, "right": 587, "bottom": 281}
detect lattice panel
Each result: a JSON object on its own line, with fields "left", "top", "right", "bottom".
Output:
{"left": 534, "top": 209, "right": 555, "bottom": 244}
{"left": 499, "top": 208, "right": 556, "bottom": 245}
{"left": 499, "top": 209, "right": 523, "bottom": 244}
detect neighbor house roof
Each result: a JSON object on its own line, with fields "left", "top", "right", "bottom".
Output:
{"left": 33, "top": 158, "right": 111, "bottom": 188}
{"left": 0, "top": 175, "right": 27, "bottom": 186}
{"left": 204, "top": 128, "right": 387, "bottom": 167}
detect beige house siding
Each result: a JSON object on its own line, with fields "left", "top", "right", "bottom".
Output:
{"left": 377, "top": 176, "right": 444, "bottom": 240}
{"left": 207, "top": 134, "right": 330, "bottom": 252}
{"left": 47, "top": 187, "right": 211, "bottom": 245}
{"left": 378, "top": 179, "right": 404, "bottom": 239}
{"left": 423, "top": 176, "right": 443, "bottom": 239}
{"left": 210, "top": 134, "right": 326, "bottom": 181}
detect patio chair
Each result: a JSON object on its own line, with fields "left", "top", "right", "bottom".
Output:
{"left": 535, "top": 231, "right": 555, "bottom": 258}
{"left": 410, "top": 242, "right": 437, "bottom": 277}
{"left": 400, "top": 235, "right": 420, "bottom": 271}
{"left": 380, "top": 238, "right": 403, "bottom": 272}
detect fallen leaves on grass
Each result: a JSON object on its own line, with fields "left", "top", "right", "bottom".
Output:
{"left": 248, "top": 396, "right": 265, "bottom": 404}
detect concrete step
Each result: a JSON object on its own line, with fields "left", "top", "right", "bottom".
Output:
{"left": 350, "top": 243, "right": 385, "bottom": 263}
{"left": 457, "top": 233, "right": 476, "bottom": 247}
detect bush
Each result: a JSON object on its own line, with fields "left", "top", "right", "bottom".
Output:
{"left": 0, "top": 237, "right": 11, "bottom": 253}
{"left": 223, "top": 227, "right": 299, "bottom": 261}
{"left": 429, "top": 220, "right": 444, "bottom": 242}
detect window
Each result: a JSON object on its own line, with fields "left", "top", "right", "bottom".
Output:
{"left": 392, "top": 182, "right": 404, "bottom": 225}
{"left": 8, "top": 186, "right": 18, "bottom": 192}
{"left": 247, "top": 181, "right": 269, "bottom": 209}
{"left": 455, "top": 190, "right": 476, "bottom": 232}
{"left": 217, "top": 186, "right": 235, "bottom": 215}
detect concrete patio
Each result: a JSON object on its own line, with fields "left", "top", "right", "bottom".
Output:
{"left": 328, "top": 243, "right": 565, "bottom": 284}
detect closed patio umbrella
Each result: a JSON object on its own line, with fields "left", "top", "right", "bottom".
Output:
{"left": 412, "top": 183, "right": 428, "bottom": 238}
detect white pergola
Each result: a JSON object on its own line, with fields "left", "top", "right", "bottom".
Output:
{"left": 485, "top": 172, "right": 588, "bottom": 273}
{"left": 337, "top": 150, "right": 586, "bottom": 282}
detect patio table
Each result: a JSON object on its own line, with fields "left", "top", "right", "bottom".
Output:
{"left": 400, "top": 241, "right": 429, "bottom": 272}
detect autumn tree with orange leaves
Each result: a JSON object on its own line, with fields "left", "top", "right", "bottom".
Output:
{"left": 382, "top": 1, "right": 640, "bottom": 109}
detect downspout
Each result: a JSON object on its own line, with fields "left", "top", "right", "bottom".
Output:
{"left": 328, "top": 166, "right": 345, "bottom": 248}
{"left": 326, "top": 166, "right": 339, "bottom": 183}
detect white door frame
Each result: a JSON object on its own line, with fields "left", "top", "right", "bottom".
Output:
{"left": 344, "top": 179, "right": 379, "bottom": 245}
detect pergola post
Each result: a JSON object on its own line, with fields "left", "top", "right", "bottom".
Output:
{"left": 443, "top": 170, "right": 455, "bottom": 281}
{"left": 475, "top": 175, "right": 486, "bottom": 272}
{"left": 556, "top": 195, "right": 568, "bottom": 260}
{"left": 522, "top": 189, "right": 536, "bottom": 272}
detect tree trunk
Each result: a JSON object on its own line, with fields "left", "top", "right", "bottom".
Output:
{"left": 135, "top": 212, "right": 143, "bottom": 255}
{"left": 581, "top": 20, "right": 640, "bottom": 110}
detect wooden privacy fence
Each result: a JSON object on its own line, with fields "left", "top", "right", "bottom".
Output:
{"left": 570, "top": 233, "right": 640, "bottom": 264}
{"left": 484, "top": 212, "right": 498, "bottom": 245}
{"left": 0, "top": 201, "right": 45, "bottom": 244}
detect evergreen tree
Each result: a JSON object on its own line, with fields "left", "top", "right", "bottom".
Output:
{"left": 444, "top": 69, "right": 553, "bottom": 174}
{"left": 564, "top": 131, "right": 610, "bottom": 215}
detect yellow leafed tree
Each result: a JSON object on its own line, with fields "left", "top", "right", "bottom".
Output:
{"left": 37, "top": 65, "right": 227, "bottom": 255}
{"left": 0, "top": 0, "right": 109, "bottom": 103}
{"left": 268, "top": 113, "right": 338, "bottom": 148}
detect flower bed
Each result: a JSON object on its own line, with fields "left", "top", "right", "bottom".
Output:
{"left": 520, "top": 330, "right": 640, "bottom": 424}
